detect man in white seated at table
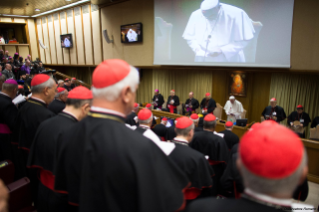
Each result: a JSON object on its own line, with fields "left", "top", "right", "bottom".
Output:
{"left": 224, "top": 96, "right": 243, "bottom": 123}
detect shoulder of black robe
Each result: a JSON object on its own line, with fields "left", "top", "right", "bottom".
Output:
{"left": 173, "top": 95, "right": 180, "bottom": 106}
{"left": 73, "top": 114, "right": 189, "bottom": 212}
{"left": 262, "top": 105, "right": 271, "bottom": 116}
{"left": 186, "top": 197, "right": 280, "bottom": 212}
{"left": 195, "top": 127, "right": 203, "bottom": 132}
{"left": 302, "top": 112, "right": 311, "bottom": 126}
{"left": 152, "top": 124, "right": 167, "bottom": 138}
{"left": 17, "top": 99, "right": 55, "bottom": 150}
{"left": 311, "top": 117, "right": 319, "bottom": 128}
{"left": 190, "top": 131, "right": 229, "bottom": 164}
{"left": 27, "top": 112, "right": 78, "bottom": 173}
{"left": 168, "top": 144, "right": 214, "bottom": 189}
{"left": 275, "top": 106, "right": 286, "bottom": 122}
{"left": 125, "top": 111, "right": 138, "bottom": 126}
{"left": 26, "top": 78, "right": 32, "bottom": 86}
{"left": 287, "top": 111, "right": 298, "bottom": 124}
{"left": 219, "top": 130, "right": 239, "bottom": 150}
{"left": 48, "top": 99, "right": 66, "bottom": 115}
{"left": 193, "top": 98, "right": 200, "bottom": 109}
{"left": 165, "top": 126, "right": 176, "bottom": 140}
{"left": 293, "top": 177, "right": 309, "bottom": 201}
{"left": 0, "top": 94, "right": 18, "bottom": 131}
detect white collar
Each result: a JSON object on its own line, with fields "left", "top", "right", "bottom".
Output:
{"left": 30, "top": 96, "right": 46, "bottom": 104}
{"left": 244, "top": 188, "right": 293, "bottom": 207}
{"left": 90, "top": 106, "right": 125, "bottom": 118}
{"left": 62, "top": 110, "right": 78, "bottom": 121}
{"left": 139, "top": 125, "right": 150, "bottom": 129}
{"left": 173, "top": 137, "right": 189, "bottom": 143}
{"left": 0, "top": 92, "right": 10, "bottom": 98}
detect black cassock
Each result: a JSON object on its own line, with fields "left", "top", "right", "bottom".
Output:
{"left": 190, "top": 131, "right": 229, "bottom": 195}
{"left": 166, "top": 126, "right": 176, "bottom": 141}
{"left": 287, "top": 111, "right": 311, "bottom": 127}
{"left": 0, "top": 93, "right": 18, "bottom": 162}
{"left": 27, "top": 112, "right": 78, "bottom": 212}
{"left": 169, "top": 140, "right": 214, "bottom": 200}
{"left": 186, "top": 196, "right": 291, "bottom": 212}
{"left": 184, "top": 98, "right": 200, "bottom": 115}
{"left": 195, "top": 127, "right": 203, "bottom": 132}
{"left": 125, "top": 111, "right": 138, "bottom": 126}
{"left": 48, "top": 99, "right": 66, "bottom": 115}
{"left": 152, "top": 124, "right": 167, "bottom": 140}
{"left": 152, "top": 94, "right": 164, "bottom": 109}
{"left": 200, "top": 98, "right": 216, "bottom": 114}
{"left": 219, "top": 130, "right": 239, "bottom": 150}
{"left": 54, "top": 110, "right": 189, "bottom": 212}
{"left": 166, "top": 95, "right": 180, "bottom": 113}
{"left": 16, "top": 98, "right": 55, "bottom": 206}
{"left": 262, "top": 105, "right": 286, "bottom": 123}
{"left": 311, "top": 116, "right": 319, "bottom": 128}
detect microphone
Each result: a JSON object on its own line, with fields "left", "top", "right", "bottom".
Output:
{"left": 203, "top": 35, "right": 211, "bottom": 62}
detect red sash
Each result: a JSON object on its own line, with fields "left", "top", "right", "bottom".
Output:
{"left": 168, "top": 105, "right": 176, "bottom": 113}
{"left": 40, "top": 169, "right": 55, "bottom": 191}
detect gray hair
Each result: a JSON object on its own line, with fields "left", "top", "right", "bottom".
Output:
{"left": 2, "top": 83, "right": 18, "bottom": 92}
{"left": 240, "top": 149, "right": 307, "bottom": 196}
{"left": 57, "top": 80, "right": 64, "bottom": 84}
{"left": 139, "top": 115, "right": 153, "bottom": 125}
{"left": 0, "top": 75, "right": 5, "bottom": 83}
{"left": 175, "top": 124, "right": 194, "bottom": 137}
{"left": 66, "top": 98, "right": 92, "bottom": 109}
{"left": 31, "top": 78, "right": 55, "bottom": 94}
{"left": 91, "top": 66, "right": 139, "bottom": 101}
{"left": 55, "top": 90, "right": 66, "bottom": 98}
{"left": 203, "top": 120, "right": 216, "bottom": 130}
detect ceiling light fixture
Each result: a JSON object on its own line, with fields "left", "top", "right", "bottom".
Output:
{"left": 31, "top": 0, "right": 90, "bottom": 17}
{"left": 2, "top": 14, "right": 30, "bottom": 18}
{"left": 35, "top": 9, "right": 41, "bottom": 11}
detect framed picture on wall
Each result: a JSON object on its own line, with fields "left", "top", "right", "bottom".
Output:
{"left": 229, "top": 73, "right": 247, "bottom": 97}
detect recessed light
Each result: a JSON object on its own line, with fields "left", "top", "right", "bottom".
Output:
{"left": 66, "top": 0, "right": 72, "bottom": 1}
{"left": 31, "top": 0, "right": 90, "bottom": 17}
{"left": 35, "top": 9, "right": 40, "bottom": 11}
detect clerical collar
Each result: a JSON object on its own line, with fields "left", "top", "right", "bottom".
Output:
{"left": 0, "top": 92, "right": 10, "bottom": 98}
{"left": 31, "top": 96, "right": 46, "bottom": 104}
{"left": 61, "top": 110, "right": 78, "bottom": 121}
{"left": 90, "top": 106, "right": 125, "bottom": 118}
{"left": 243, "top": 188, "right": 293, "bottom": 208}
{"left": 139, "top": 125, "right": 150, "bottom": 129}
{"left": 172, "top": 137, "right": 189, "bottom": 146}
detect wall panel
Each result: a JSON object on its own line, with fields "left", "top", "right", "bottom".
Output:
{"left": 42, "top": 17, "right": 51, "bottom": 64}
{"left": 13, "top": 18, "right": 25, "bottom": 23}
{"left": 19, "top": 46, "right": 30, "bottom": 59}
{"left": 4, "top": 46, "right": 17, "bottom": 55}
{"left": 67, "top": 9, "right": 77, "bottom": 65}
{"left": 82, "top": 5, "right": 93, "bottom": 65}
{"left": 27, "top": 19, "right": 39, "bottom": 60}
{"left": 74, "top": 7, "right": 85, "bottom": 65}
{"left": 53, "top": 14, "right": 63, "bottom": 64}
{"left": 60, "top": 12, "right": 70, "bottom": 64}
{"left": 0, "top": 18, "right": 12, "bottom": 22}
{"left": 47, "top": 15, "right": 57, "bottom": 64}
{"left": 36, "top": 18, "right": 46, "bottom": 63}
{"left": 91, "top": 4, "right": 102, "bottom": 65}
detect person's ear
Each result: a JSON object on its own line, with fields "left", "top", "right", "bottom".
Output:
{"left": 82, "top": 103, "right": 91, "bottom": 116}
{"left": 121, "top": 86, "right": 132, "bottom": 104}
{"left": 298, "top": 165, "right": 308, "bottom": 186}
{"left": 44, "top": 86, "right": 50, "bottom": 96}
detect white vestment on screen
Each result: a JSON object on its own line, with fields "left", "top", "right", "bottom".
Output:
{"left": 64, "top": 38, "right": 71, "bottom": 47}
{"left": 182, "top": 3, "right": 255, "bottom": 62}
{"left": 127, "top": 29, "right": 138, "bottom": 42}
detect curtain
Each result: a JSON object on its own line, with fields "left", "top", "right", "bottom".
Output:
{"left": 136, "top": 69, "right": 213, "bottom": 107}
{"left": 269, "top": 73, "right": 319, "bottom": 138}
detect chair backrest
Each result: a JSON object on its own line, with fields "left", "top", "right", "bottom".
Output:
{"left": 241, "top": 110, "right": 247, "bottom": 119}
{"left": 260, "top": 116, "right": 265, "bottom": 122}
{"left": 213, "top": 103, "right": 223, "bottom": 120}
{"left": 0, "top": 160, "right": 14, "bottom": 185}
{"left": 177, "top": 104, "right": 183, "bottom": 115}
{"left": 162, "top": 102, "right": 167, "bottom": 109}
{"left": 310, "top": 125, "right": 319, "bottom": 140}
{"left": 7, "top": 177, "right": 35, "bottom": 212}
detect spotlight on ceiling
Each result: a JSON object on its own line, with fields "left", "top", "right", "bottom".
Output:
{"left": 35, "top": 9, "right": 40, "bottom": 11}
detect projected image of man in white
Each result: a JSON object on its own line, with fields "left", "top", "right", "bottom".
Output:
{"left": 182, "top": 0, "right": 255, "bottom": 63}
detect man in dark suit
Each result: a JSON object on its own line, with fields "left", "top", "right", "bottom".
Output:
{"left": 200, "top": 92, "right": 216, "bottom": 114}
{"left": 262, "top": 98, "right": 286, "bottom": 123}
{"left": 287, "top": 105, "right": 311, "bottom": 138}
{"left": 184, "top": 92, "right": 199, "bottom": 115}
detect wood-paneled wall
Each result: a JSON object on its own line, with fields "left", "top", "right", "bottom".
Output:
{"left": 35, "top": 4, "right": 102, "bottom": 66}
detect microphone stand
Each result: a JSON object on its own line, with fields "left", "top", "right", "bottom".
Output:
{"left": 203, "top": 35, "right": 211, "bottom": 62}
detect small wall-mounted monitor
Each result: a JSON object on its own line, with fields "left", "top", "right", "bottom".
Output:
{"left": 60, "top": 34, "right": 73, "bottom": 48}
{"left": 121, "top": 23, "right": 143, "bottom": 43}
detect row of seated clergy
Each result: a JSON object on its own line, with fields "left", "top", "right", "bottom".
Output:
{"left": 152, "top": 90, "right": 246, "bottom": 122}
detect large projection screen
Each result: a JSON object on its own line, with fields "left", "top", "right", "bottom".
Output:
{"left": 154, "top": 0, "right": 295, "bottom": 68}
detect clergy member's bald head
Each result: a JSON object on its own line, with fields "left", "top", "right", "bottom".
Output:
{"left": 189, "top": 92, "right": 194, "bottom": 99}
{"left": 170, "top": 90, "right": 175, "bottom": 96}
